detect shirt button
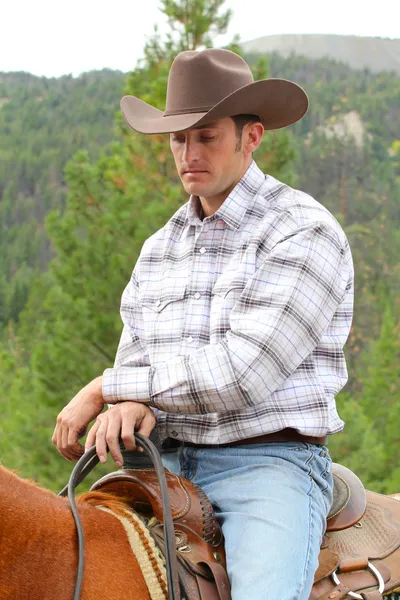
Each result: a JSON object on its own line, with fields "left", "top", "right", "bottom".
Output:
{"left": 171, "top": 430, "right": 178, "bottom": 437}
{"left": 186, "top": 336, "right": 194, "bottom": 344}
{"left": 199, "top": 247, "right": 207, "bottom": 254}
{"left": 194, "top": 292, "right": 201, "bottom": 300}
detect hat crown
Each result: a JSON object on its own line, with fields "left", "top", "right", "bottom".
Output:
{"left": 164, "top": 49, "right": 254, "bottom": 116}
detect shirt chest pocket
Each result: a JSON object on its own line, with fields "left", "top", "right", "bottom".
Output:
{"left": 212, "top": 270, "right": 244, "bottom": 299}
{"left": 138, "top": 271, "right": 188, "bottom": 344}
{"left": 210, "top": 266, "right": 253, "bottom": 335}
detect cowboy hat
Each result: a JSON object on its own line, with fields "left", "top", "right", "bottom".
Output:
{"left": 120, "top": 48, "right": 308, "bottom": 135}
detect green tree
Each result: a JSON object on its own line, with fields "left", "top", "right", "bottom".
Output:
{"left": 331, "top": 303, "right": 400, "bottom": 493}
{"left": 3, "top": 0, "right": 296, "bottom": 489}
{"left": 161, "top": 0, "right": 232, "bottom": 50}
{"left": 3, "top": 7, "right": 399, "bottom": 492}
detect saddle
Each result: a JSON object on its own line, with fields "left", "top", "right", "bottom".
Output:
{"left": 312, "top": 463, "right": 400, "bottom": 600}
{"left": 91, "top": 463, "right": 400, "bottom": 600}
{"left": 91, "top": 468, "right": 230, "bottom": 600}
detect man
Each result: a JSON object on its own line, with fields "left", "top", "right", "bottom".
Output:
{"left": 53, "top": 49, "right": 354, "bottom": 599}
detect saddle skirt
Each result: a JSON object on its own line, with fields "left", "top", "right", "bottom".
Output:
{"left": 91, "top": 463, "right": 400, "bottom": 600}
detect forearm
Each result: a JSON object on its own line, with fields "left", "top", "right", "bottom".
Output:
{"left": 102, "top": 338, "right": 249, "bottom": 413}
{"left": 103, "top": 222, "right": 351, "bottom": 415}
{"left": 102, "top": 313, "right": 324, "bottom": 415}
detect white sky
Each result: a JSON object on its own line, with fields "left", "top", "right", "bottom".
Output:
{"left": 1, "top": 0, "right": 398, "bottom": 78}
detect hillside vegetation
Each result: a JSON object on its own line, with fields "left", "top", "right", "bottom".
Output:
{"left": 0, "top": 3, "right": 399, "bottom": 492}
{"left": 242, "top": 33, "right": 400, "bottom": 75}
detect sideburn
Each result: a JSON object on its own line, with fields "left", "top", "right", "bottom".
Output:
{"left": 235, "top": 133, "right": 243, "bottom": 153}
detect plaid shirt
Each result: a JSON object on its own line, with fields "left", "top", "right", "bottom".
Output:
{"left": 103, "top": 161, "right": 354, "bottom": 444}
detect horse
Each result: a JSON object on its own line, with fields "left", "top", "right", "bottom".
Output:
{"left": 0, "top": 463, "right": 166, "bottom": 600}
{"left": 1, "top": 460, "right": 400, "bottom": 600}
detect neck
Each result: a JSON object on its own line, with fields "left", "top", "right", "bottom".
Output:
{"left": 199, "top": 156, "right": 252, "bottom": 218}
{"left": 0, "top": 465, "right": 77, "bottom": 600}
{"left": 0, "top": 464, "right": 151, "bottom": 600}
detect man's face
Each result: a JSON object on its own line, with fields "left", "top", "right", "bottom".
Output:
{"left": 169, "top": 117, "right": 249, "bottom": 202}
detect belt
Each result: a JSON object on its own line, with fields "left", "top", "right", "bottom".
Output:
{"left": 163, "top": 428, "right": 327, "bottom": 450}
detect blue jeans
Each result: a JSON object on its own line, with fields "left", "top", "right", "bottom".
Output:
{"left": 162, "top": 442, "right": 333, "bottom": 600}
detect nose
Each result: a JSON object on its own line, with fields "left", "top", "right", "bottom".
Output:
{"left": 182, "top": 138, "right": 200, "bottom": 163}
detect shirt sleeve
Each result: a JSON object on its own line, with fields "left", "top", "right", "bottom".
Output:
{"left": 102, "top": 222, "right": 351, "bottom": 414}
{"left": 105, "top": 272, "right": 151, "bottom": 398}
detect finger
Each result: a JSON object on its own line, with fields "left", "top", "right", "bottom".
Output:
{"left": 56, "top": 422, "right": 73, "bottom": 460}
{"left": 85, "top": 420, "right": 100, "bottom": 452}
{"left": 61, "top": 424, "right": 71, "bottom": 455}
{"left": 137, "top": 411, "right": 156, "bottom": 439}
{"left": 67, "top": 427, "right": 84, "bottom": 459}
{"left": 120, "top": 415, "right": 137, "bottom": 452}
{"left": 54, "top": 438, "right": 76, "bottom": 462}
{"left": 51, "top": 424, "right": 58, "bottom": 447}
{"left": 105, "top": 414, "right": 123, "bottom": 467}
{"left": 54, "top": 420, "right": 63, "bottom": 454}
{"left": 52, "top": 424, "right": 66, "bottom": 457}
{"left": 58, "top": 426, "right": 78, "bottom": 461}
{"left": 62, "top": 448, "right": 82, "bottom": 462}
{"left": 95, "top": 418, "right": 109, "bottom": 464}
{"left": 68, "top": 442, "right": 85, "bottom": 460}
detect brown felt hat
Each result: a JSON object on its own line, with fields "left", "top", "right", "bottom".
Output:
{"left": 120, "top": 48, "right": 308, "bottom": 135}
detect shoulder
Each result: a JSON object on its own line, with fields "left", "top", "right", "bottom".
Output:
{"left": 253, "top": 173, "right": 350, "bottom": 256}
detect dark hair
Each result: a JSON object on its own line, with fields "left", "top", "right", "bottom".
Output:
{"left": 231, "top": 114, "right": 261, "bottom": 150}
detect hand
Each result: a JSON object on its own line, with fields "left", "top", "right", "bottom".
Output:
{"left": 52, "top": 376, "right": 105, "bottom": 461}
{"left": 84, "top": 401, "right": 156, "bottom": 467}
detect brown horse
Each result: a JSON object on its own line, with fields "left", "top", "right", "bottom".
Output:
{"left": 2, "top": 462, "right": 400, "bottom": 600}
{"left": 0, "top": 463, "right": 164, "bottom": 600}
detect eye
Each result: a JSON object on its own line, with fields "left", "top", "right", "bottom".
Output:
{"left": 201, "top": 136, "right": 215, "bottom": 142}
{"left": 172, "top": 136, "right": 185, "bottom": 143}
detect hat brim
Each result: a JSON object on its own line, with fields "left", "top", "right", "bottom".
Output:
{"left": 120, "top": 79, "right": 308, "bottom": 135}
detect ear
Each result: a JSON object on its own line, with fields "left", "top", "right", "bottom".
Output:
{"left": 243, "top": 122, "right": 264, "bottom": 155}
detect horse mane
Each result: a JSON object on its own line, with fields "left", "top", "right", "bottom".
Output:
{"left": 77, "top": 491, "right": 133, "bottom": 516}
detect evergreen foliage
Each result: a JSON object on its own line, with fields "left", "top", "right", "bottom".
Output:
{"left": 0, "top": 2, "right": 399, "bottom": 493}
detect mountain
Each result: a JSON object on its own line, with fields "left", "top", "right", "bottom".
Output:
{"left": 0, "top": 47, "right": 399, "bottom": 494}
{"left": 241, "top": 34, "right": 400, "bottom": 75}
{"left": 0, "top": 53, "right": 399, "bottom": 333}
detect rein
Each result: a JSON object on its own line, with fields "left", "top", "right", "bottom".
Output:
{"left": 58, "top": 434, "right": 180, "bottom": 600}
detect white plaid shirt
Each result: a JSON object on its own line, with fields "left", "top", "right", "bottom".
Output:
{"left": 102, "top": 161, "right": 354, "bottom": 444}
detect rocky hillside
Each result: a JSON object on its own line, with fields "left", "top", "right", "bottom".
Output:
{"left": 242, "top": 34, "right": 400, "bottom": 75}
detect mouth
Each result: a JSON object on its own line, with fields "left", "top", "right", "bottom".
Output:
{"left": 182, "top": 170, "right": 207, "bottom": 175}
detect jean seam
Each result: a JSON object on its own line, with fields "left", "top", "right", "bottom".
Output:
{"left": 183, "top": 447, "right": 198, "bottom": 481}
{"left": 319, "top": 454, "right": 332, "bottom": 495}
{"left": 297, "top": 481, "right": 316, "bottom": 600}
{"left": 294, "top": 446, "right": 318, "bottom": 600}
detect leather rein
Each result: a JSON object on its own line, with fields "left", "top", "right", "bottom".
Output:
{"left": 58, "top": 434, "right": 180, "bottom": 600}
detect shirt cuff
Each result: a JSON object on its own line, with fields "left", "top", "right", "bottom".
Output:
{"left": 102, "top": 366, "right": 151, "bottom": 403}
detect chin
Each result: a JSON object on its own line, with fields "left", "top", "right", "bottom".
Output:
{"left": 182, "top": 182, "right": 209, "bottom": 197}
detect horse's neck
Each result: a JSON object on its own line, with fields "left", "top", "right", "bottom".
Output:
{"left": 0, "top": 465, "right": 69, "bottom": 534}
{"left": 0, "top": 466, "right": 153, "bottom": 600}
{"left": 0, "top": 465, "right": 76, "bottom": 600}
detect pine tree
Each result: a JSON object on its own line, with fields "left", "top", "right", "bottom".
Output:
{"left": 330, "top": 303, "right": 400, "bottom": 493}
{"left": 5, "top": 0, "right": 297, "bottom": 489}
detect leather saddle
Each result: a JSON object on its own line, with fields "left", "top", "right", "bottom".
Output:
{"left": 91, "top": 463, "right": 400, "bottom": 600}
{"left": 313, "top": 464, "right": 400, "bottom": 600}
{"left": 91, "top": 468, "right": 230, "bottom": 600}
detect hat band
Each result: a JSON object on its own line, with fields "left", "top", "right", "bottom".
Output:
{"left": 163, "top": 104, "right": 212, "bottom": 117}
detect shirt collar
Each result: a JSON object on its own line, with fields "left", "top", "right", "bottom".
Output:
{"left": 186, "top": 160, "right": 266, "bottom": 230}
